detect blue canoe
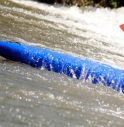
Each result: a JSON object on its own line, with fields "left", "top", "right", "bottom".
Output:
{"left": 0, "top": 41, "right": 124, "bottom": 93}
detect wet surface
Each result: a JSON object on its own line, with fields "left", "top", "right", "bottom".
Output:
{"left": 0, "top": 0, "right": 124, "bottom": 127}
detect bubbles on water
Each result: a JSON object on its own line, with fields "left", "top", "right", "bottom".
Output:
{"left": 6, "top": 0, "right": 124, "bottom": 69}
{"left": 0, "top": 59, "right": 124, "bottom": 127}
{"left": 1, "top": 0, "right": 124, "bottom": 127}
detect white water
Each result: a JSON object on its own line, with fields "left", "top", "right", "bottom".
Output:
{"left": 8, "top": 0, "right": 124, "bottom": 69}
{"left": 11, "top": 0, "right": 124, "bottom": 43}
{"left": 0, "top": 0, "right": 124, "bottom": 127}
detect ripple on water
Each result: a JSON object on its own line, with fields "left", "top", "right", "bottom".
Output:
{"left": 0, "top": 0, "right": 124, "bottom": 127}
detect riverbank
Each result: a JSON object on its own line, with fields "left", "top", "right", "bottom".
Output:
{"left": 35, "top": 0, "right": 124, "bottom": 8}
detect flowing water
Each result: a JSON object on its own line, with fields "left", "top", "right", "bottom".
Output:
{"left": 0, "top": 0, "right": 124, "bottom": 127}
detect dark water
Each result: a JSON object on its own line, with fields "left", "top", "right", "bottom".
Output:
{"left": 0, "top": 0, "right": 124, "bottom": 127}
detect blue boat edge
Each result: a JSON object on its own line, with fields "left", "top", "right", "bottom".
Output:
{"left": 0, "top": 40, "right": 124, "bottom": 93}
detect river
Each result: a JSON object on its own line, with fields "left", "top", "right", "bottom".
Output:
{"left": 0, "top": 0, "right": 124, "bottom": 127}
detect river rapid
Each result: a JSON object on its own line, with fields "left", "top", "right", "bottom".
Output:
{"left": 0, "top": 0, "right": 124, "bottom": 127}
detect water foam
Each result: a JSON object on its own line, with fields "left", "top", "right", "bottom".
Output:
{"left": 10, "top": 0, "right": 124, "bottom": 45}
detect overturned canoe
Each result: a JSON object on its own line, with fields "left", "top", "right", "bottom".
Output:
{"left": 0, "top": 41, "right": 124, "bottom": 93}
